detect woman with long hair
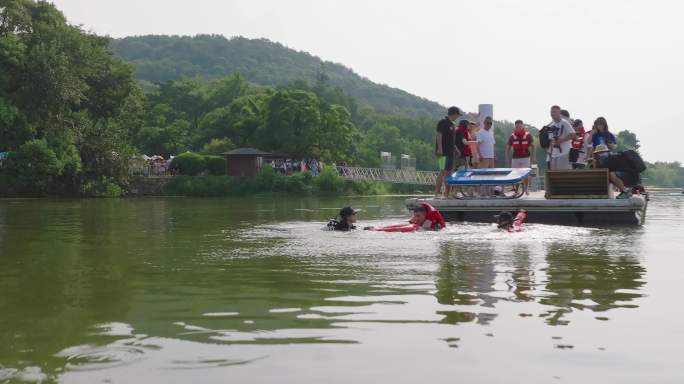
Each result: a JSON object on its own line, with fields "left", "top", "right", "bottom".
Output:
{"left": 587, "top": 116, "right": 617, "bottom": 158}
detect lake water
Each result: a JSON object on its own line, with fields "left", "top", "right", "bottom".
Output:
{"left": 0, "top": 193, "right": 683, "bottom": 383}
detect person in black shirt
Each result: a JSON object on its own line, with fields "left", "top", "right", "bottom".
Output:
{"left": 435, "top": 106, "right": 462, "bottom": 197}
{"left": 328, "top": 206, "right": 359, "bottom": 231}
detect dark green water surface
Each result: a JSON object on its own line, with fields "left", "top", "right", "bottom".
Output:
{"left": 0, "top": 194, "right": 683, "bottom": 383}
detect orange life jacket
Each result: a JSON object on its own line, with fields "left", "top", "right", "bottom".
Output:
{"left": 510, "top": 130, "right": 532, "bottom": 158}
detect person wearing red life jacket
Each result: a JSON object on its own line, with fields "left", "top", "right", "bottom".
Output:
{"left": 569, "top": 119, "right": 591, "bottom": 169}
{"left": 505, "top": 120, "right": 536, "bottom": 195}
{"left": 368, "top": 203, "right": 445, "bottom": 232}
{"left": 454, "top": 120, "right": 472, "bottom": 169}
{"left": 409, "top": 203, "right": 446, "bottom": 230}
{"left": 467, "top": 121, "right": 480, "bottom": 168}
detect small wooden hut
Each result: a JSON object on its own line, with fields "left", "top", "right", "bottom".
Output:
{"left": 222, "top": 148, "right": 272, "bottom": 177}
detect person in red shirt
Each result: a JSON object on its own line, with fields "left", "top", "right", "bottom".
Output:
{"left": 454, "top": 120, "right": 472, "bottom": 169}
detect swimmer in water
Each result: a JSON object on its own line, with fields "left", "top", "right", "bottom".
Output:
{"left": 409, "top": 205, "right": 439, "bottom": 230}
{"left": 327, "top": 206, "right": 359, "bottom": 231}
{"left": 494, "top": 210, "right": 527, "bottom": 232}
{"left": 367, "top": 203, "right": 445, "bottom": 232}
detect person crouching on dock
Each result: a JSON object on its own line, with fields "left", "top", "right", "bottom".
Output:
{"left": 589, "top": 145, "right": 641, "bottom": 199}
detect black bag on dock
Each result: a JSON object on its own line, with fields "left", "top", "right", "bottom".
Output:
{"left": 621, "top": 150, "right": 646, "bottom": 173}
{"left": 539, "top": 126, "right": 552, "bottom": 149}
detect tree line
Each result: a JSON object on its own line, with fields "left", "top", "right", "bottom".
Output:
{"left": 136, "top": 74, "right": 439, "bottom": 168}
{"left": 1, "top": 0, "right": 141, "bottom": 196}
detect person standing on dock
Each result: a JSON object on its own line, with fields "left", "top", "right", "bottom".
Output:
{"left": 506, "top": 120, "right": 535, "bottom": 194}
{"left": 467, "top": 121, "right": 480, "bottom": 168}
{"left": 454, "top": 120, "right": 472, "bottom": 169}
{"left": 545, "top": 105, "right": 576, "bottom": 170}
{"left": 570, "top": 119, "right": 591, "bottom": 169}
{"left": 561, "top": 109, "right": 573, "bottom": 124}
{"left": 435, "top": 106, "right": 462, "bottom": 197}
{"left": 477, "top": 116, "right": 496, "bottom": 168}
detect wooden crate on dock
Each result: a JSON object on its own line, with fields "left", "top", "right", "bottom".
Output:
{"left": 545, "top": 169, "right": 610, "bottom": 199}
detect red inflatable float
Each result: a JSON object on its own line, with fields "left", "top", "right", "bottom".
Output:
{"left": 370, "top": 223, "right": 421, "bottom": 233}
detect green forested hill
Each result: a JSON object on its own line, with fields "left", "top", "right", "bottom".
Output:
{"left": 110, "top": 35, "right": 444, "bottom": 119}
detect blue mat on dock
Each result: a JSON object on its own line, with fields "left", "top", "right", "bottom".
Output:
{"left": 446, "top": 168, "right": 531, "bottom": 186}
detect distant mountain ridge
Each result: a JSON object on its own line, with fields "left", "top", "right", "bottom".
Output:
{"left": 110, "top": 34, "right": 445, "bottom": 119}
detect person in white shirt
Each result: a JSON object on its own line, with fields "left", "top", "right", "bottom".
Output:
{"left": 476, "top": 116, "right": 496, "bottom": 168}
{"left": 561, "top": 109, "right": 573, "bottom": 124}
{"left": 545, "top": 105, "right": 576, "bottom": 170}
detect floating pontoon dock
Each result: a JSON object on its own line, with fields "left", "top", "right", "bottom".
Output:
{"left": 406, "top": 192, "right": 648, "bottom": 225}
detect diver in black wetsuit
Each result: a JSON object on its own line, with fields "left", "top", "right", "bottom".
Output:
{"left": 327, "top": 206, "right": 359, "bottom": 231}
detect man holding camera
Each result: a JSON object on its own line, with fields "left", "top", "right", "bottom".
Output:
{"left": 544, "top": 105, "right": 576, "bottom": 170}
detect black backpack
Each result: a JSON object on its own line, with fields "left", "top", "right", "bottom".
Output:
{"left": 538, "top": 126, "right": 552, "bottom": 149}
{"left": 621, "top": 150, "right": 646, "bottom": 173}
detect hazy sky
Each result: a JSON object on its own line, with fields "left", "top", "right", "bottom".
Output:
{"left": 52, "top": 0, "right": 684, "bottom": 162}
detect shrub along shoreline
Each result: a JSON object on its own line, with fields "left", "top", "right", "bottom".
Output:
{"left": 159, "top": 166, "right": 426, "bottom": 197}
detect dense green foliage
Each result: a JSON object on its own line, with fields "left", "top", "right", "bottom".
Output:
{"left": 1, "top": 139, "right": 60, "bottom": 195}
{"left": 0, "top": 0, "right": 143, "bottom": 196}
{"left": 134, "top": 73, "right": 439, "bottom": 171}
{"left": 204, "top": 155, "right": 226, "bottom": 176}
{"left": 616, "top": 130, "right": 640, "bottom": 151}
{"left": 170, "top": 152, "right": 206, "bottom": 176}
{"left": 162, "top": 165, "right": 415, "bottom": 197}
{"left": 643, "top": 162, "right": 684, "bottom": 188}
{"left": 201, "top": 137, "right": 235, "bottom": 155}
{"left": 111, "top": 35, "right": 443, "bottom": 119}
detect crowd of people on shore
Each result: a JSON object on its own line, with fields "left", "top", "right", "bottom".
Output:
{"left": 434, "top": 105, "right": 645, "bottom": 199}
{"left": 268, "top": 158, "right": 324, "bottom": 176}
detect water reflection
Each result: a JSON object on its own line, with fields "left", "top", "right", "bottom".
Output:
{"left": 506, "top": 243, "right": 537, "bottom": 302}
{"left": 433, "top": 235, "right": 645, "bottom": 327}
{"left": 540, "top": 240, "right": 645, "bottom": 325}
{"left": 0, "top": 197, "right": 658, "bottom": 383}
{"left": 435, "top": 242, "right": 499, "bottom": 325}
